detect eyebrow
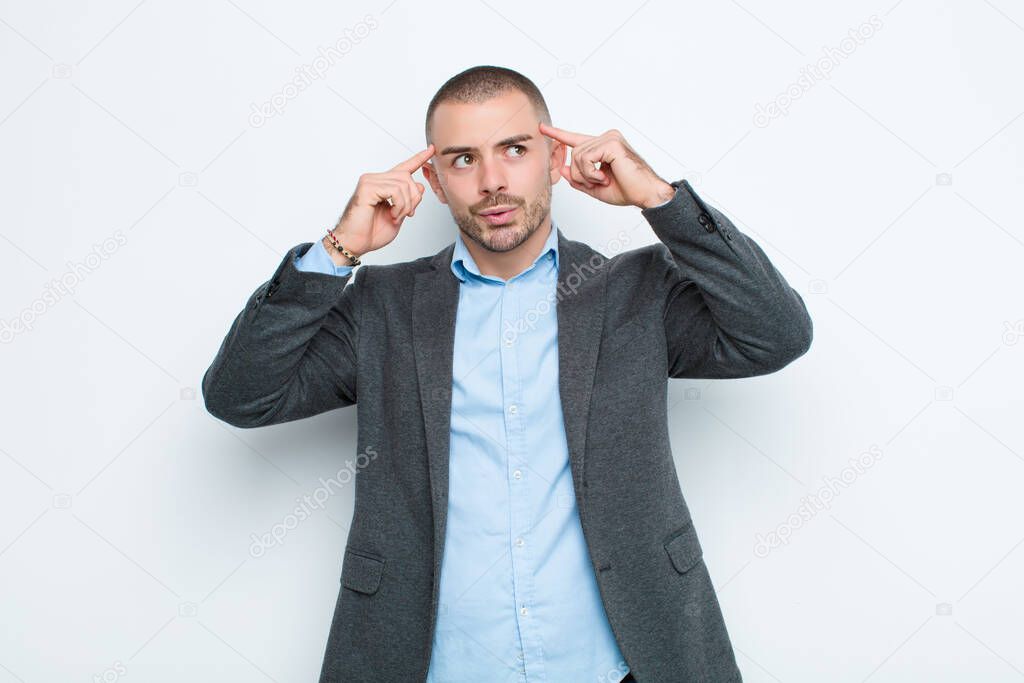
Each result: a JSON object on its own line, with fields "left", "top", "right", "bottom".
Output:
{"left": 439, "top": 134, "right": 534, "bottom": 156}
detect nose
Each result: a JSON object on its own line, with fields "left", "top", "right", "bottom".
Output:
{"left": 478, "top": 156, "right": 508, "bottom": 198}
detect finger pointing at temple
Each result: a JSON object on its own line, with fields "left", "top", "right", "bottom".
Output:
{"left": 391, "top": 144, "right": 436, "bottom": 174}
{"left": 539, "top": 122, "right": 593, "bottom": 148}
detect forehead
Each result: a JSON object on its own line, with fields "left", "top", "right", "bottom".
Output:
{"left": 431, "top": 90, "right": 538, "bottom": 148}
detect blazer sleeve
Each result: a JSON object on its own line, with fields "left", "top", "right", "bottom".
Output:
{"left": 201, "top": 241, "right": 362, "bottom": 428}
{"left": 641, "top": 179, "right": 813, "bottom": 379}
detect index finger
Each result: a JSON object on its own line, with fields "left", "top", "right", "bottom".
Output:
{"left": 392, "top": 144, "right": 435, "bottom": 173}
{"left": 539, "top": 122, "right": 591, "bottom": 147}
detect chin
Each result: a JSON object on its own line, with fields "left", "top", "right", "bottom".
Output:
{"left": 482, "top": 226, "right": 529, "bottom": 252}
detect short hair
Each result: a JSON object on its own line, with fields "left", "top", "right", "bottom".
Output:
{"left": 424, "top": 65, "right": 551, "bottom": 146}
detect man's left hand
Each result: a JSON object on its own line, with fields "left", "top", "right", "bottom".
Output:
{"left": 539, "top": 122, "right": 675, "bottom": 209}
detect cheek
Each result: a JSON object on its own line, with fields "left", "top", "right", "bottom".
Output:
{"left": 515, "top": 160, "right": 549, "bottom": 193}
{"left": 440, "top": 174, "right": 472, "bottom": 204}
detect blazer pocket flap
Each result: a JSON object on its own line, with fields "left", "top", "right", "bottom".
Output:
{"left": 664, "top": 523, "right": 703, "bottom": 574}
{"left": 341, "top": 549, "right": 385, "bottom": 594}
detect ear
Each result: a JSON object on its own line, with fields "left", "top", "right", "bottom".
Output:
{"left": 548, "top": 138, "right": 567, "bottom": 187}
{"left": 421, "top": 161, "right": 449, "bottom": 205}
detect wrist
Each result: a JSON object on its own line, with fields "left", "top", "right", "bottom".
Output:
{"left": 323, "top": 232, "right": 358, "bottom": 267}
{"left": 637, "top": 179, "right": 676, "bottom": 209}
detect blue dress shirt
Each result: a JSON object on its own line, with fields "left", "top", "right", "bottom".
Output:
{"left": 295, "top": 193, "right": 674, "bottom": 681}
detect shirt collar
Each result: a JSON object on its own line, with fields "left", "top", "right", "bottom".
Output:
{"left": 450, "top": 218, "right": 560, "bottom": 283}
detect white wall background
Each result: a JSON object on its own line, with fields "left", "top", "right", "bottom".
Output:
{"left": 1, "top": 0, "right": 1022, "bottom": 681}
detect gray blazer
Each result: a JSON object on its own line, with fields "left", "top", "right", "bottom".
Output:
{"left": 202, "top": 179, "right": 813, "bottom": 682}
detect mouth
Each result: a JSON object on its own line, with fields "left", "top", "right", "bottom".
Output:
{"left": 477, "top": 206, "right": 519, "bottom": 225}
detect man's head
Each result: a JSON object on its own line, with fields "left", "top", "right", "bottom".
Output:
{"left": 422, "top": 66, "right": 565, "bottom": 254}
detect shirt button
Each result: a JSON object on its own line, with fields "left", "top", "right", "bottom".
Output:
{"left": 508, "top": 404, "right": 517, "bottom": 414}
{"left": 515, "top": 537, "right": 524, "bottom": 547}
{"left": 520, "top": 606, "right": 528, "bottom": 616}
{"left": 504, "top": 338, "right": 513, "bottom": 346}
{"left": 513, "top": 469, "right": 522, "bottom": 479}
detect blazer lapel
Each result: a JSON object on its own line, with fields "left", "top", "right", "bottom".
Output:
{"left": 553, "top": 230, "right": 607, "bottom": 499}
{"left": 413, "top": 242, "right": 460, "bottom": 577}
{"left": 413, "top": 227, "right": 608, "bottom": 593}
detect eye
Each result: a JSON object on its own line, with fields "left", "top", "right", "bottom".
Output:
{"left": 451, "top": 145, "right": 525, "bottom": 169}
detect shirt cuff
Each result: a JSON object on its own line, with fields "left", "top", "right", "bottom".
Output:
{"left": 294, "top": 237, "right": 355, "bottom": 276}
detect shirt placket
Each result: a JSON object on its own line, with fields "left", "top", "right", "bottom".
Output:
{"left": 500, "top": 276, "right": 546, "bottom": 682}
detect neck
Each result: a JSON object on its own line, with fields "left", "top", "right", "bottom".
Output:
{"left": 464, "top": 213, "right": 553, "bottom": 282}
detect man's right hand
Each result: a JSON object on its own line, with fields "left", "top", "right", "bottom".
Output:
{"left": 327, "top": 145, "right": 435, "bottom": 263}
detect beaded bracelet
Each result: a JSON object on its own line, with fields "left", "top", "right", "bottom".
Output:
{"left": 325, "top": 228, "right": 361, "bottom": 266}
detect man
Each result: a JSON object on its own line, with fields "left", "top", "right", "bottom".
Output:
{"left": 202, "top": 65, "right": 812, "bottom": 682}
